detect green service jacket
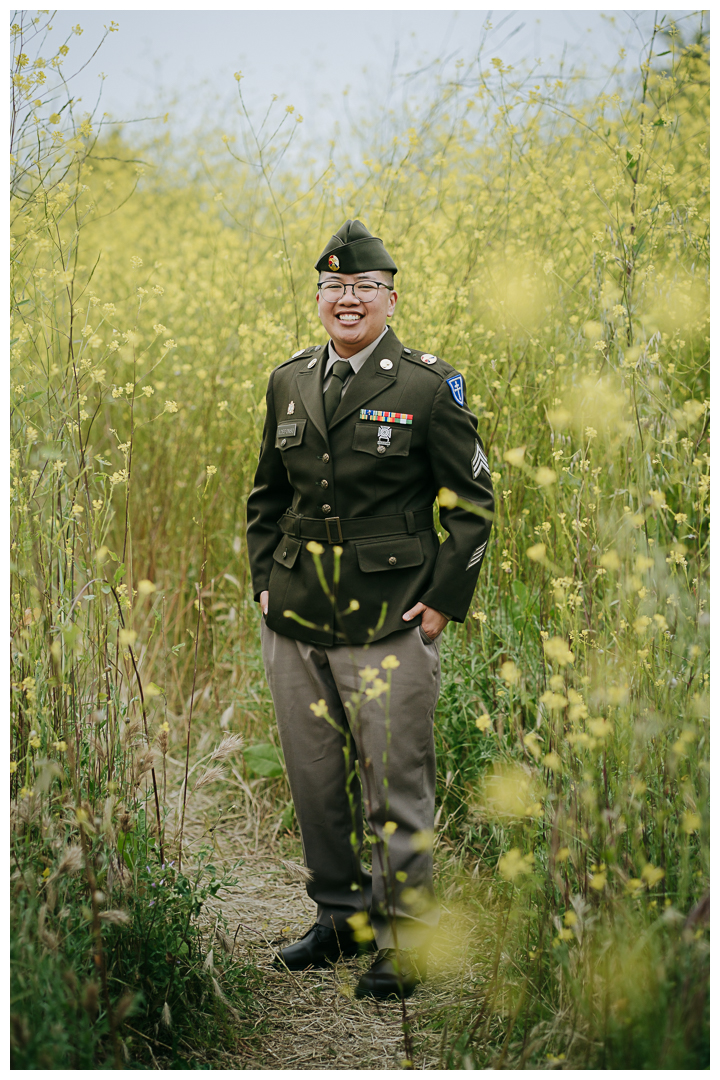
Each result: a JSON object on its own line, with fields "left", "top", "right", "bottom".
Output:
{"left": 246, "top": 326, "right": 494, "bottom": 646}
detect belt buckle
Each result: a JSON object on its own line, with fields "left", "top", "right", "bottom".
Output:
{"left": 325, "top": 516, "right": 343, "bottom": 544}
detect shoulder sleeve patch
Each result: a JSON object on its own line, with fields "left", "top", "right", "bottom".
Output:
{"left": 446, "top": 374, "right": 465, "bottom": 407}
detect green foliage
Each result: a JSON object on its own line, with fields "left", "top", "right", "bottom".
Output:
{"left": 10, "top": 10, "right": 709, "bottom": 1071}
{"left": 243, "top": 742, "right": 284, "bottom": 778}
{"left": 10, "top": 809, "right": 257, "bottom": 1068}
{"left": 11, "top": 888, "right": 115, "bottom": 1069}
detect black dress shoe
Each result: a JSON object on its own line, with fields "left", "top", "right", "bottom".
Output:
{"left": 354, "top": 948, "right": 426, "bottom": 1000}
{"left": 273, "top": 922, "right": 374, "bottom": 971}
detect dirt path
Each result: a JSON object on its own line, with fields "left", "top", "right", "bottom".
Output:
{"left": 176, "top": 737, "right": 475, "bottom": 1070}
{"left": 203, "top": 848, "right": 451, "bottom": 1070}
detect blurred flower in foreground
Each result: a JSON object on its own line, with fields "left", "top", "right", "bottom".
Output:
{"left": 498, "top": 848, "right": 534, "bottom": 882}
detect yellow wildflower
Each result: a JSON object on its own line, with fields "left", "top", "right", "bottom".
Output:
{"left": 500, "top": 660, "right": 520, "bottom": 686}
{"left": 543, "top": 637, "right": 574, "bottom": 666}
{"left": 641, "top": 863, "right": 665, "bottom": 888}
{"left": 503, "top": 446, "right": 526, "bottom": 467}
{"left": 498, "top": 848, "right": 534, "bottom": 882}
{"left": 535, "top": 467, "right": 556, "bottom": 486}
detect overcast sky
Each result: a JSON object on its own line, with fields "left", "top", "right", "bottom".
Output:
{"left": 32, "top": 8, "right": 697, "bottom": 152}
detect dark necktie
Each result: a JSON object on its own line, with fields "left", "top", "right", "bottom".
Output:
{"left": 324, "top": 359, "right": 353, "bottom": 424}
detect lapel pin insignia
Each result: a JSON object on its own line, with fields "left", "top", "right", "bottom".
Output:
{"left": 307, "top": 357, "right": 317, "bottom": 368}
{"left": 292, "top": 348, "right": 304, "bottom": 358}
{"left": 287, "top": 400, "right": 295, "bottom": 415}
{"left": 380, "top": 358, "right": 393, "bottom": 370}
{"left": 421, "top": 353, "right": 437, "bottom": 364}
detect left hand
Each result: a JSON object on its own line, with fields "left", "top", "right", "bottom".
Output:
{"left": 402, "top": 602, "right": 448, "bottom": 641}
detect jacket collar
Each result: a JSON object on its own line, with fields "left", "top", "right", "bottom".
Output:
{"left": 297, "top": 342, "right": 331, "bottom": 444}
{"left": 296, "top": 325, "right": 403, "bottom": 443}
{"left": 329, "top": 324, "right": 403, "bottom": 430}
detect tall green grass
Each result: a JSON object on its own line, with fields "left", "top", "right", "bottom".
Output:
{"left": 11, "top": 10, "right": 708, "bottom": 1068}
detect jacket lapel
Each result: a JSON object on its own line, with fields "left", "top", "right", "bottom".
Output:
{"left": 329, "top": 326, "right": 404, "bottom": 430}
{"left": 297, "top": 343, "right": 330, "bottom": 445}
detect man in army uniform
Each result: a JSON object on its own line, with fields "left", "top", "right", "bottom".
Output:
{"left": 246, "top": 220, "right": 494, "bottom": 999}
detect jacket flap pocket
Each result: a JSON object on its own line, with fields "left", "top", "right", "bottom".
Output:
{"left": 352, "top": 422, "right": 411, "bottom": 457}
{"left": 275, "top": 418, "right": 306, "bottom": 450}
{"left": 356, "top": 535, "right": 424, "bottom": 572}
{"left": 273, "top": 535, "right": 302, "bottom": 568}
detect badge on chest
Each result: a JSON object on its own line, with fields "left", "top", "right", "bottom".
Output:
{"left": 358, "top": 409, "right": 413, "bottom": 455}
{"left": 377, "top": 425, "right": 392, "bottom": 454}
{"left": 359, "top": 409, "right": 413, "bottom": 426}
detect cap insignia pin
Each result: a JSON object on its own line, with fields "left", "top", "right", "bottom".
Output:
{"left": 287, "top": 400, "right": 295, "bottom": 415}
{"left": 421, "top": 353, "right": 438, "bottom": 365}
{"left": 307, "top": 357, "right": 317, "bottom": 368}
{"left": 328, "top": 254, "right": 340, "bottom": 271}
{"left": 379, "top": 358, "right": 394, "bottom": 370}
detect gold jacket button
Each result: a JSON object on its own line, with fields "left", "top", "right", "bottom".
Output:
{"left": 322, "top": 504, "right": 332, "bottom": 514}
{"left": 320, "top": 479, "right": 329, "bottom": 488}
{"left": 388, "top": 556, "right": 397, "bottom": 566}
{"left": 322, "top": 453, "right": 330, "bottom": 463}
{"left": 377, "top": 445, "right": 386, "bottom": 454}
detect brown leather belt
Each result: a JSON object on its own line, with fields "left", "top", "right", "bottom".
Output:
{"left": 278, "top": 507, "right": 435, "bottom": 545}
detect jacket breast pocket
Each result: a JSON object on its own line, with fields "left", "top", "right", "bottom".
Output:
{"left": 275, "top": 418, "right": 306, "bottom": 451}
{"left": 352, "top": 423, "right": 411, "bottom": 458}
{"left": 272, "top": 535, "right": 302, "bottom": 569}
{"left": 356, "top": 536, "right": 424, "bottom": 572}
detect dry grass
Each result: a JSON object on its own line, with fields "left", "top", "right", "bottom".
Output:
{"left": 179, "top": 776, "right": 484, "bottom": 1070}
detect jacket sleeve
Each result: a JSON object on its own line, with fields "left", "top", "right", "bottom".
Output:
{"left": 246, "top": 372, "right": 294, "bottom": 601}
{"left": 418, "top": 374, "right": 494, "bottom": 621}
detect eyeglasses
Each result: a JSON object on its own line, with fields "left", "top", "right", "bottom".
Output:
{"left": 317, "top": 280, "right": 393, "bottom": 303}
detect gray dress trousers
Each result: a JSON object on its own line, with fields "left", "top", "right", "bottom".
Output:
{"left": 261, "top": 619, "right": 442, "bottom": 949}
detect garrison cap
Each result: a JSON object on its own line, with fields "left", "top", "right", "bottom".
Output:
{"left": 315, "top": 219, "right": 398, "bottom": 275}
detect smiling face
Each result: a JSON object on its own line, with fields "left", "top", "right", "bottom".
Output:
{"left": 316, "top": 270, "right": 398, "bottom": 357}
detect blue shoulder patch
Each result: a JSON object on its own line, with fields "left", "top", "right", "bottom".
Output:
{"left": 446, "top": 375, "right": 465, "bottom": 407}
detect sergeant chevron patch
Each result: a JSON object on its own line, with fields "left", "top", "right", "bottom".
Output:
{"left": 472, "top": 440, "right": 490, "bottom": 478}
{"left": 466, "top": 542, "right": 487, "bottom": 571}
